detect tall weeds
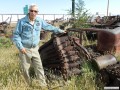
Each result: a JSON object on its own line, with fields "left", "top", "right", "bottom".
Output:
{"left": 0, "top": 38, "right": 103, "bottom": 90}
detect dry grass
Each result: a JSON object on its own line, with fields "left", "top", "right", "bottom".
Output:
{"left": 0, "top": 42, "right": 103, "bottom": 90}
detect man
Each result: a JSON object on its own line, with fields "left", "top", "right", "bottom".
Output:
{"left": 12, "top": 4, "right": 65, "bottom": 87}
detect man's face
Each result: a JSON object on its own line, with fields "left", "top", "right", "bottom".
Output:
{"left": 29, "top": 6, "right": 38, "bottom": 20}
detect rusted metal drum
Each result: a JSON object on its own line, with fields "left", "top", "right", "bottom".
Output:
{"left": 94, "top": 54, "right": 117, "bottom": 70}
{"left": 97, "top": 27, "right": 120, "bottom": 53}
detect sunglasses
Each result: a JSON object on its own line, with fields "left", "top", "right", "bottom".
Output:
{"left": 30, "top": 10, "right": 38, "bottom": 13}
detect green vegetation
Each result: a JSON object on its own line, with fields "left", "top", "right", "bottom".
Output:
{"left": 67, "top": 0, "right": 91, "bottom": 28}
{"left": 0, "top": 37, "right": 13, "bottom": 48}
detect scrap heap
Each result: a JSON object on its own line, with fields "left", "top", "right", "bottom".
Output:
{"left": 39, "top": 33, "right": 90, "bottom": 80}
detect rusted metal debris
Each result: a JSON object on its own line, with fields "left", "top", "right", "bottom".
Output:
{"left": 93, "top": 54, "right": 117, "bottom": 70}
{"left": 39, "top": 33, "right": 90, "bottom": 80}
{"left": 67, "top": 27, "right": 120, "bottom": 86}
{"left": 97, "top": 62, "right": 120, "bottom": 86}
{"left": 97, "top": 27, "right": 120, "bottom": 54}
{"left": 91, "top": 15, "right": 120, "bottom": 29}
{"left": 68, "top": 27, "right": 120, "bottom": 55}
{"left": 39, "top": 27, "right": 120, "bottom": 86}
{"left": 0, "top": 17, "right": 11, "bottom": 35}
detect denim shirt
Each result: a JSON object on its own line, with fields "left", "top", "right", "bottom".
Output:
{"left": 12, "top": 15, "right": 64, "bottom": 50}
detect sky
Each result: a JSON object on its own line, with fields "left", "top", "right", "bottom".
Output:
{"left": 0, "top": 0, "right": 119, "bottom": 15}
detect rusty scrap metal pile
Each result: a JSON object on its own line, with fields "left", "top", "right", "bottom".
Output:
{"left": 106, "top": 62, "right": 120, "bottom": 77}
{"left": 91, "top": 15, "right": 120, "bottom": 29}
{"left": 39, "top": 33, "right": 90, "bottom": 80}
{"left": 0, "top": 17, "right": 11, "bottom": 35}
{"left": 39, "top": 15, "right": 120, "bottom": 86}
{"left": 97, "top": 62, "right": 120, "bottom": 86}
{"left": 39, "top": 31, "right": 120, "bottom": 86}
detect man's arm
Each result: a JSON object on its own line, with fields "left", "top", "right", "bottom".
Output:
{"left": 41, "top": 20, "right": 65, "bottom": 34}
{"left": 12, "top": 21, "right": 24, "bottom": 50}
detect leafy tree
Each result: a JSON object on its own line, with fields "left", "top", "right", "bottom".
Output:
{"left": 69, "top": 0, "right": 91, "bottom": 28}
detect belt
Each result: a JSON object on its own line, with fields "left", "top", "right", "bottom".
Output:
{"left": 31, "top": 45, "right": 36, "bottom": 48}
{"left": 23, "top": 45, "right": 37, "bottom": 49}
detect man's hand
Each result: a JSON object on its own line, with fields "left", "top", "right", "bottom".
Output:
{"left": 20, "top": 48, "right": 27, "bottom": 54}
{"left": 64, "top": 30, "right": 67, "bottom": 33}
{"left": 62, "top": 30, "right": 67, "bottom": 33}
